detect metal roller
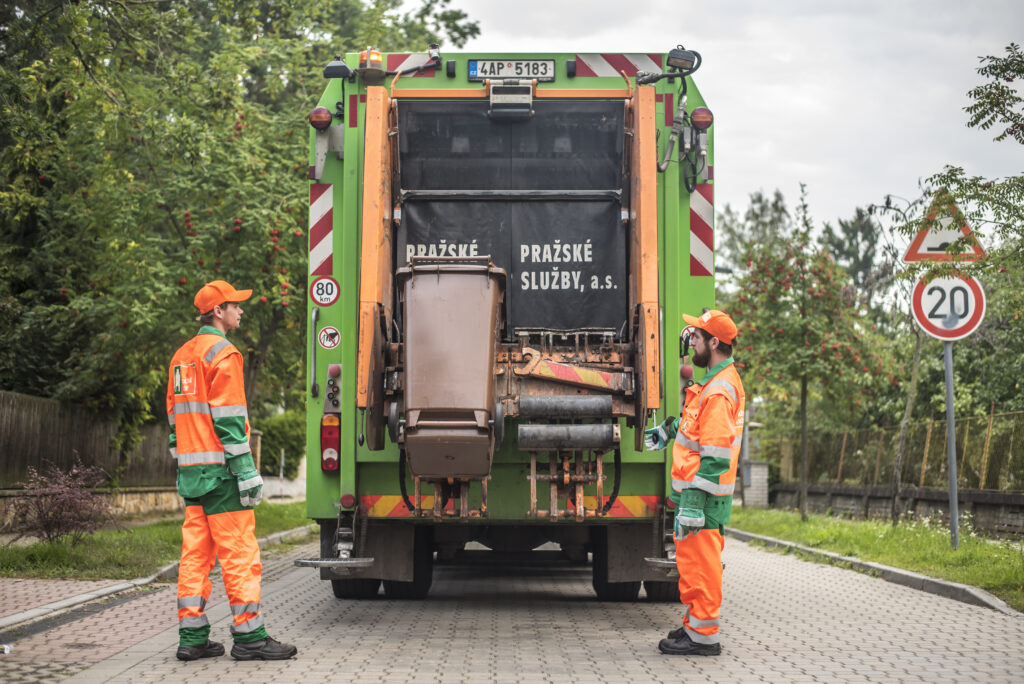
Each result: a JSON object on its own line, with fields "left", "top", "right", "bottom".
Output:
{"left": 518, "top": 395, "right": 614, "bottom": 418}
{"left": 517, "top": 423, "right": 620, "bottom": 451}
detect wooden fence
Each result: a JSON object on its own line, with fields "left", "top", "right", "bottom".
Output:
{"left": 0, "top": 390, "right": 175, "bottom": 488}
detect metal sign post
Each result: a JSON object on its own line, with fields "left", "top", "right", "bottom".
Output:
{"left": 911, "top": 275, "right": 986, "bottom": 550}
{"left": 942, "top": 342, "right": 959, "bottom": 550}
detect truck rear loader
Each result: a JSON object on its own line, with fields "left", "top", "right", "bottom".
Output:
{"left": 296, "top": 44, "right": 716, "bottom": 601}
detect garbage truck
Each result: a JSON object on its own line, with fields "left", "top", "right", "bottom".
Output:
{"left": 296, "top": 44, "right": 717, "bottom": 601}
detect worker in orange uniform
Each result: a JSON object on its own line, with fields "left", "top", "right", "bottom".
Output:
{"left": 648, "top": 309, "right": 744, "bottom": 656}
{"left": 167, "top": 280, "right": 297, "bottom": 662}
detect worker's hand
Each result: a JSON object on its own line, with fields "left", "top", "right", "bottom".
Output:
{"left": 673, "top": 489, "right": 707, "bottom": 540}
{"left": 228, "top": 454, "right": 263, "bottom": 508}
{"left": 643, "top": 416, "right": 678, "bottom": 451}
{"left": 236, "top": 470, "right": 264, "bottom": 508}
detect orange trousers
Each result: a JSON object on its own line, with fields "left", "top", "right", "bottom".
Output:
{"left": 177, "top": 504, "right": 264, "bottom": 643}
{"left": 673, "top": 528, "right": 724, "bottom": 645}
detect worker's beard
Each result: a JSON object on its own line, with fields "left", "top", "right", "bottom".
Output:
{"left": 692, "top": 347, "right": 711, "bottom": 369}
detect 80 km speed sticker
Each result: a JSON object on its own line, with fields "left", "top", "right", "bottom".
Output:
{"left": 318, "top": 326, "right": 340, "bottom": 350}
{"left": 310, "top": 276, "right": 340, "bottom": 306}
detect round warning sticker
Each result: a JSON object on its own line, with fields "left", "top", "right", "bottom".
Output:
{"left": 310, "top": 276, "right": 340, "bottom": 306}
{"left": 318, "top": 326, "right": 341, "bottom": 350}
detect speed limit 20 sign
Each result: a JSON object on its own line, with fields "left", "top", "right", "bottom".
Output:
{"left": 911, "top": 275, "right": 986, "bottom": 341}
{"left": 309, "top": 276, "right": 339, "bottom": 306}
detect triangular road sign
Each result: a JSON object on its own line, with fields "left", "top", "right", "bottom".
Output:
{"left": 903, "top": 193, "right": 986, "bottom": 263}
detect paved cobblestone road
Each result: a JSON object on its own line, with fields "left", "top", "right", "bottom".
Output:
{"left": 3, "top": 537, "right": 1023, "bottom": 683}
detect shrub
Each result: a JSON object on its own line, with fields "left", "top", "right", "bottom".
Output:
{"left": 256, "top": 409, "right": 305, "bottom": 479}
{"left": 6, "top": 457, "right": 121, "bottom": 546}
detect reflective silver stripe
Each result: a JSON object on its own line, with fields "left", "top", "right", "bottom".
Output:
{"left": 692, "top": 475, "right": 734, "bottom": 496}
{"left": 675, "top": 513, "right": 704, "bottom": 527}
{"left": 685, "top": 624, "right": 719, "bottom": 644}
{"left": 204, "top": 339, "right": 233, "bottom": 363}
{"left": 169, "top": 447, "right": 178, "bottom": 459}
{"left": 230, "top": 614, "right": 265, "bottom": 634}
{"left": 177, "top": 451, "right": 226, "bottom": 465}
{"left": 230, "top": 602, "right": 261, "bottom": 616}
{"left": 174, "top": 401, "right": 211, "bottom": 416}
{"left": 732, "top": 434, "right": 743, "bottom": 447}
{"left": 179, "top": 615, "right": 210, "bottom": 628}
{"left": 177, "top": 596, "right": 207, "bottom": 610}
{"left": 674, "top": 433, "right": 699, "bottom": 451}
{"left": 168, "top": 413, "right": 175, "bottom": 427}
{"left": 210, "top": 404, "right": 248, "bottom": 419}
{"left": 699, "top": 444, "right": 732, "bottom": 460}
{"left": 671, "top": 478, "right": 692, "bottom": 492}
{"left": 688, "top": 615, "right": 719, "bottom": 628}
{"left": 701, "top": 379, "right": 738, "bottom": 405}
{"left": 224, "top": 442, "right": 251, "bottom": 456}
{"left": 237, "top": 475, "right": 262, "bottom": 491}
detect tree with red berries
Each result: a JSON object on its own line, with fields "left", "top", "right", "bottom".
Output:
{"left": 728, "top": 187, "right": 897, "bottom": 520}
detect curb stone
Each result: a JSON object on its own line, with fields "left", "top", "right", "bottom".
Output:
{"left": 0, "top": 523, "right": 317, "bottom": 632}
{"left": 725, "top": 527, "right": 1022, "bottom": 616}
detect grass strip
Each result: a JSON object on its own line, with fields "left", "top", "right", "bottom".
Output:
{"left": 0, "top": 501, "right": 311, "bottom": 580}
{"left": 729, "top": 507, "right": 1024, "bottom": 612}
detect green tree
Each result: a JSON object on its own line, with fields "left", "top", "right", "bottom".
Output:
{"left": 728, "top": 187, "right": 896, "bottom": 519}
{"left": 0, "top": 1, "right": 479, "bottom": 451}
{"left": 715, "top": 189, "right": 792, "bottom": 277}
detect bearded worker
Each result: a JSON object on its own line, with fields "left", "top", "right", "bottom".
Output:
{"left": 645, "top": 309, "right": 745, "bottom": 656}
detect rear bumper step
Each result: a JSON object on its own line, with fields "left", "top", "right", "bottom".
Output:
{"left": 294, "top": 557, "right": 375, "bottom": 577}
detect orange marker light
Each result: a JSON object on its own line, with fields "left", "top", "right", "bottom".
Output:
{"left": 309, "top": 106, "right": 332, "bottom": 130}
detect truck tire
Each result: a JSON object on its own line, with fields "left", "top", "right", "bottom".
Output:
{"left": 331, "top": 578, "right": 381, "bottom": 599}
{"left": 643, "top": 580, "right": 680, "bottom": 602}
{"left": 382, "top": 526, "right": 434, "bottom": 599}
{"left": 321, "top": 519, "right": 381, "bottom": 599}
{"left": 590, "top": 528, "right": 641, "bottom": 602}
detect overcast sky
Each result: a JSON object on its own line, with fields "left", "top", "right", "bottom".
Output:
{"left": 435, "top": 0, "right": 1022, "bottom": 240}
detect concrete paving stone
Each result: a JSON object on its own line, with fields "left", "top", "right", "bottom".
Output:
{"left": 6, "top": 537, "right": 1023, "bottom": 684}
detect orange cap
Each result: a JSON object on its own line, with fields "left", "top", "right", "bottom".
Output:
{"left": 682, "top": 309, "right": 738, "bottom": 345}
{"left": 194, "top": 280, "right": 252, "bottom": 314}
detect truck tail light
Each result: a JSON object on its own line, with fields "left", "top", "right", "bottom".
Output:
{"left": 691, "top": 107, "right": 713, "bottom": 130}
{"left": 321, "top": 414, "right": 340, "bottom": 472}
{"left": 309, "top": 106, "right": 332, "bottom": 130}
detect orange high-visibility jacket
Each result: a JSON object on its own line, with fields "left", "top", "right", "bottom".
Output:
{"left": 167, "top": 326, "right": 251, "bottom": 499}
{"left": 671, "top": 358, "right": 745, "bottom": 507}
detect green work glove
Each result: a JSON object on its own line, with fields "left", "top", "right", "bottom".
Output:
{"left": 668, "top": 490, "right": 683, "bottom": 507}
{"left": 228, "top": 454, "right": 263, "bottom": 508}
{"left": 643, "top": 415, "right": 678, "bottom": 451}
{"left": 673, "top": 489, "right": 707, "bottom": 540}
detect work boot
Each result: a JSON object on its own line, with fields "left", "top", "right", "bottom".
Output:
{"left": 658, "top": 631, "right": 721, "bottom": 656}
{"left": 176, "top": 640, "right": 225, "bottom": 661}
{"left": 230, "top": 636, "right": 298, "bottom": 661}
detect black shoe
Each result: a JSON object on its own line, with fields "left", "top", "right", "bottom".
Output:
{"left": 666, "top": 625, "right": 687, "bottom": 640}
{"left": 176, "top": 640, "right": 225, "bottom": 661}
{"left": 230, "top": 636, "right": 298, "bottom": 661}
{"left": 658, "top": 632, "right": 721, "bottom": 656}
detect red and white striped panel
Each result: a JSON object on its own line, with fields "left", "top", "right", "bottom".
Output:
{"left": 690, "top": 184, "right": 714, "bottom": 277}
{"left": 386, "top": 53, "right": 435, "bottom": 77}
{"left": 574, "top": 53, "right": 663, "bottom": 77}
{"left": 309, "top": 184, "right": 333, "bottom": 276}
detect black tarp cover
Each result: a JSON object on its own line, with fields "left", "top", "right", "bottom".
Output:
{"left": 396, "top": 100, "right": 628, "bottom": 333}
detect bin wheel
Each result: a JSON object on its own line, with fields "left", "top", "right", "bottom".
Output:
{"left": 643, "top": 580, "right": 680, "bottom": 602}
{"left": 493, "top": 400, "right": 504, "bottom": 448}
{"left": 331, "top": 578, "right": 381, "bottom": 599}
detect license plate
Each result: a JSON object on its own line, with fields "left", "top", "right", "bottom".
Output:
{"left": 468, "top": 59, "right": 555, "bottom": 81}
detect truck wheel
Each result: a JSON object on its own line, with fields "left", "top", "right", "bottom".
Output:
{"left": 331, "top": 578, "right": 381, "bottom": 599}
{"left": 590, "top": 529, "right": 641, "bottom": 602}
{"left": 382, "top": 526, "right": 434, "bottom": 599}
{"left": 643, "top": 580, "right": 680, "bottom": 602}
